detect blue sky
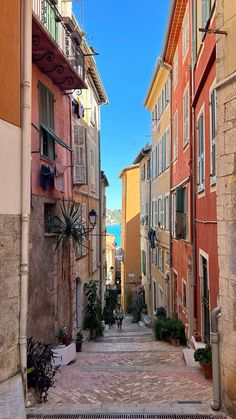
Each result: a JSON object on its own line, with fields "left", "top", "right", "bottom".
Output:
{"left": 74, "top": 0, "right": 170, "bottom": 209}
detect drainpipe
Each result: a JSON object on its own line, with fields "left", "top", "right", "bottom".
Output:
{"left": 98, "top": 131, "right": 102, "bottom": 297}
{"left": 211, "top": 306, "right": 221, "bottom": 410}
{"left": 19, "top": 0, "right": 32, "bottom": 399}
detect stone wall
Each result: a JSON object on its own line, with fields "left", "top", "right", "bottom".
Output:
{"left": 216, "top": 2, "right": 236, "bottom": 415}
{"left": 28, "top": 195, "right": 76, "bottom": 344}
{"left": 0, "top": 215, "right": 21, "bottom": 382}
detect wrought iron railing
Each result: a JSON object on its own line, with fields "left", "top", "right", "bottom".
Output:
{"left": 32, "top": 0, "right": 85, "bottom": 81}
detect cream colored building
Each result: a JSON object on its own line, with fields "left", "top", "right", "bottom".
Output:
{"left": 216, "top": 1, "right": 236, "bottom": 416}
{"left": 133, "top": 145, "right": 152, "bottom": 316}
{"left": 144, "top": 60, "right": 171, "bottom": 318}
{"left": 119, "top": 165, "right": 141, "bottom": 311}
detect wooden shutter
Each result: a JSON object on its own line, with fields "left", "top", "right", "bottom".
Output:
{"left": 183, "top": 89, "right": 189, "bottom": 146}
{"left": 166, "top": 128, "right": 170, "bottom": 168}
{"left": 73, "top": 125, "right": 87, "bottom": 185}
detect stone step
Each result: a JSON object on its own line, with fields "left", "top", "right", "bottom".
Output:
{"left": 183, "top": 348, "right": 201, "bottom": 369}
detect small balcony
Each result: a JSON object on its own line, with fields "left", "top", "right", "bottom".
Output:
{"left": 32, "top": 0, "right": 86, "bottom": 91}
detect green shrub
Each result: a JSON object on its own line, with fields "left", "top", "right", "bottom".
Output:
{"left": 155, "top": 306, "right": 167, "bottom": 319}
{"left": 154, "top": 318, "right": 186, "bottom": 345}
{"left": 194, "top": 346, "right": 212, "bottom": 365}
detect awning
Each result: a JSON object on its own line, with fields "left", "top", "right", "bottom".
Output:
{"left": 41, "top": 124, "right": 72, "bottom": 152}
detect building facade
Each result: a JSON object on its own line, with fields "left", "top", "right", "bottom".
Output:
{"left": 133, "top": 146, "right": 152, "bottom": 316}
{"left": 120, "top": 165, "right": 141, "bottom": 311}
{"left": 0, "top": 0, "right": 31, "bottom": 385}
{"left": 163, "top": 0, "right": 194, "bottom": 338}
{"left": 28, "top": 0, "right": 107, "bottom": 343}
{"left": 144, "top": 63, "right": 171, "bottom": 318}
{"left": 216, "top": 0, "right": 236, "bottom": 415}
{"left": 192, "top": 0, "right": 218, "bottom": 344}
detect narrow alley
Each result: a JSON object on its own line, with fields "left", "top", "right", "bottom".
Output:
{"left": 27, "top": 317, "right": 217, "bottom": 418}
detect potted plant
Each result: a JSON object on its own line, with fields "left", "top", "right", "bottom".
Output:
{"left": 194, "top": 345, "right": 212, "bottom": 379}
{"left": 56, "top": 326, "right": 72, "bottom": 346}
{"left": 75, "top": 330, "right": 83, "bottom": 352}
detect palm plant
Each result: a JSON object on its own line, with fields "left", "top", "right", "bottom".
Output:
{"left": 55, "top": 200, "right": 87, "bottom": 337}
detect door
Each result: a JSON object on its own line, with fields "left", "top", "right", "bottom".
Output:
{"left": 202, "top": 257, "right": 210, "bottom": 343}
{"left": 76, "top": 278, "right": 82, "bottom": 330}
{"left": 173, "top": 272, "right": 178, "bottom": 315}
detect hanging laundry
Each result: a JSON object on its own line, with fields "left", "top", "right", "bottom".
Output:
{"left": 54, "top": 163, "right": 67, "bottom": 192}
{"left": 40, "top": 165, "right": 54, "bottom": 190}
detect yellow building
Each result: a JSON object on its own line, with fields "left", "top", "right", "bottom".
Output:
{"left": 144, "top": 60, "right": 171, "bottom": 318}
{"left": 105, "top": 234, "right": 116, "bottom": 285}
{"left": 119, "top": 165, "right": 141, "bottom": 311}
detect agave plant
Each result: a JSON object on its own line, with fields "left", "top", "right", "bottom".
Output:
{"left": 55, "top": 200, "right": 87, "bottom": 336}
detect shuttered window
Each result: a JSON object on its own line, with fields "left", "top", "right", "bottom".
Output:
{"left": 174, "top": 112, "right": 178, "bottom": 161}
{"left": 90, "top": 147, "right": 95, "bottom": 190}
{"left": 73, "top": 125, "right": 87, "bottom": 185}
{"left": 162, "top": 133, "right": 166, "bottom": 171}
{"left": 182, "top": 7, "right": 189, "bottom": 59}
{"left": 173, "top": 47, "right": 178, "bottom": 88}
{"left": 198, "top": 113, "right": 204, "bottom": 192}
{"left": 183, "top": 88, "right": 189, "bottom": 146}
{"left": 154, "top": 200, "right": 158, "bottom": 227}
{"left": 210, "top": 88, "right": 216, "bottom": 185}
{"left": 39, "top": 82, "right": 55, "bottom": 160}
{"left": 166, "top": 128, "right": 170, "bottom": 168}
{"left": 202, "top": 0, "right": 211, "bottom": 30}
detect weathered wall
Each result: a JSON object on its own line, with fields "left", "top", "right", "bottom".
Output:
{"left": 216, "top": 1, "right": 236, "bottom": 416}
{"left": 0, "top": 215, "right": 21, "bottom": 382}
{"left": 28, "top": 195, "right": 73, "bottom": 344}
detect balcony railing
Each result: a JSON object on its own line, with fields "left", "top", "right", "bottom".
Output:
{"left": 32, "top": 0, "right": 85, "bottom": 84}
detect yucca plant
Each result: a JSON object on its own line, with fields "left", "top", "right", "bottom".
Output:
{"left": 55, "top": 200, "right": 88, "bottom": 336}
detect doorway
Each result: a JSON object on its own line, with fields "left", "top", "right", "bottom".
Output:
{"left": 76, "top": 277, "right": 82, "bottom": 330}
{"left": 201, "top": 256, "right": 210, "bottom": 343}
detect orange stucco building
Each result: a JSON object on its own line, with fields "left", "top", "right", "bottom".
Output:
{"left": 119, "top": 165, "right": 141, "bottom": 311}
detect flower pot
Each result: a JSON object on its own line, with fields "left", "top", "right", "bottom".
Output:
{"left": 76, "top": 341, "right": 82, "bottom": 352}
{"left": 202, "top": 363, "right": 212, "bottom": 379}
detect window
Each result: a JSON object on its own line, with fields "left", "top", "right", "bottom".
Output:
{"left": 202, "top": 0, "right": 211, "bottom": 30}
{"left": 90, "top": 147, "right": 95, "bottom": 190}
{"left": 44, "top": 203, "right": 56, "bottom": 234}
{"left": 155, "top": 145, "right": 158, "bottom": 177}
{"left": 140, "top": 164, "right": 145, "bottom": 181}
{"left": 158, "top": 249, "right": 163, "bottom": 272}
{"left": 153, "top": 280, "right": 157, "bottom": 311}
{"left": 172, "top": 193, "right": 176, "bottom": 237}
{"left": 158, "top": 286, "right": 164, "bottom": 307}
{"left": 182, "top": 280, "right": 187, "bottom": 308}
{"left": 164, "top": 195, "right": 169, "bottom": 230}
{"left": 166, "top": 128, "right": 170, "bottom": 168}
{"left": 175, "top": 188, "right": 188, "bottom": 240}
{"left": 174, "top": 112, "right": 178, "bottom": 161}
{"left": 39, "top": 82, "right": 55, "bottom": 160}
{"left": 183, "top": 88, "right": 189, "bottom": 146}
{"left": 73, "top": 126, "right": 87, "bottom": 185}
{"left": 173, "top": 47, "right": 178, "bottom": 88}
{"left": 76, "top": 203, "right": 87, "bottom": 258}
{"left": 152, "top": 200, "right": 155, "bottom": 227}
{"left": 182, "top": 7, "right": 189, "bottom": 59}
{"left": 145, "top": 203, "right": 149, "bottom": 225}
{"left": 154, "top": 200, "right": 158, "bottom": 227}
{"left": 147, "top": 158, "right": 151, "bottom": 179}
{"left": 198, "top": 112, "right": 205, "bottom": 192}
{"left": 166, "top": 251, "right": 170, "bottom": 266}
{"left": 158, "top": 139, "right": 162, "bottom": 175}
{"left": 164, "top": 80, "right": 170, "bottom": 107}
{"left": 141, "top": 250, "right": 146, "bottom": 275}
{"left": 162, "top": 133, "right": 166, "bottom": 171}
{"left": 210, "top": 88, "right": 216, "bottom": 185}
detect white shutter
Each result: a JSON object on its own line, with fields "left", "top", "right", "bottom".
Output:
{"left": 73, "top": 125, "right": 87, "bottom": 185}
{"left": 166, "top": 195, "right": 169, "bottom": 230}
{"left": 166, "top": 128, "right": 170, "bottom": 168}
{"left": 155, "top": 200, "right": 158, "bottom": 227}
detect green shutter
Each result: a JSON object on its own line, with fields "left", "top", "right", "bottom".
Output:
{"left": 176, "top": 188, "right": 185, "bottom": 213}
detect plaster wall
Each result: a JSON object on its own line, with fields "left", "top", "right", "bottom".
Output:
{"left": 216, "top": 1, "right": 236, "bottom": 415}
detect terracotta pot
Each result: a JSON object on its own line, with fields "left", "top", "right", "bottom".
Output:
{"left": 202, "top": 363, "right": 212, "bottom": 379}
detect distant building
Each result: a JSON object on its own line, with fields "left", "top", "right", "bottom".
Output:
{"left": 119, "top": 165, "right": 141, "bottom": 311}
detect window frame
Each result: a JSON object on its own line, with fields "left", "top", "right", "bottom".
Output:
{"left": 183, "top": 85, "right": 189, "bottom": 147}
{"left": 173, "top": 47, "right": 178, "bottom": 89}
{"left": 173, "top": 111, "right": 178, "bottom": 161}
{"left": 209, "top": 84, "right": 216, "bottom": 186}
{"left": 182, "top": 6, "right": 189, "bottom": 61}
{"left": 197, "top": 108, "right": 205, "bottom": 193}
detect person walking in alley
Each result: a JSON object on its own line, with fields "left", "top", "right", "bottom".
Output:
{"left": 114, "top": 304, "right": 124, "bottom": 331}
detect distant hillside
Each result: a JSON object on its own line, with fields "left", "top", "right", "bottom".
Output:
{"left": 106, "top": 208, "right": 121, "bottom": 225}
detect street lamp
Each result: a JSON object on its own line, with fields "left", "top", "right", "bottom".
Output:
{"left": 88, "top": 209, "right": 97, "bottom": 228}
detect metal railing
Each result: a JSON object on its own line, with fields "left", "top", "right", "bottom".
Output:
{"left": 32, "top": 0, "right": 84, "bottom": 81}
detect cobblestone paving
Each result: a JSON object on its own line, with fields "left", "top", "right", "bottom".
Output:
{"left": 42, "top": 316, "right": 213, "bottom": 407}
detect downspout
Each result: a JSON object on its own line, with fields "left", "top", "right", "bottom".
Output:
{"left": 211, "top": 306, "right": 221, "bottom": 410}
{"left": 20, "top": 0, "right": 32, "bottom": 399}
{"left": 189, "top": 61, "right": 195, "bottom": 338}
{"left": 98, "top": 130, "right": 102, "bottom": 297}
